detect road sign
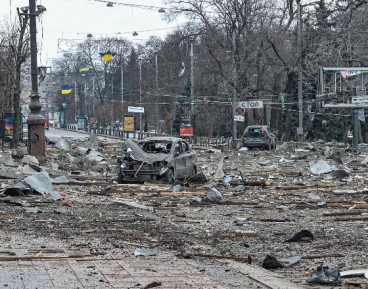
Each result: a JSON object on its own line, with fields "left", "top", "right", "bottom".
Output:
{"left": 234, "top": 115, "right": 244, "bottom": 122}
{"left": 352, "top": 96, "right": 368, "bottom": 104}
{"left": 239, "top": 101, "right": 264, "bottom": 109}
{"left": 128, "top": 106, "right": 144, "bottom": 113}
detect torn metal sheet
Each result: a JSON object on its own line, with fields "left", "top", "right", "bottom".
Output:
{"left": 340, "top": 269, "right": 368, "bottom": 278}
{"left": 86, "top": 149, "right": 105, "bottom": 162}
{"left": 213, "top": 159, "right": 225, "bottom": 180}
{"left": 23, "top": 171, "right": 62, "bottom": 200}
{"left": 22, "top": 164, "right": 39, "bottom": 175}
{"left": 87, "top": 133, "right": 97, "bottom": 149}
{"left": 203, "top": 187, "right": 223, "bottom": 202}
{"left": 0, "top": 153, "right": 14, "bottom": 166}
{"left": 125, "top": 139, "right": 169, "bottom": 164}
{"left": 0, "top": 171, "right": 18, "bottom": 179}
{"left": 4, "top": 180, "right": 31, "bottom": 196}
{"left": 309, "top": 159, "right": 333, "bottom": 174}
{"left": 55, "top": 137, "right": 71, "bottom": 151}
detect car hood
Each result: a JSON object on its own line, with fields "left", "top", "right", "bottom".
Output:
{"left": 125, "top": 139, "right": 169, "bottom": 164}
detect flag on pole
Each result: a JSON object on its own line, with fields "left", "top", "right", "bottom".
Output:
{"left": 61, "top": 85, "right": 72, "bottom": 94}
{"left": 99, "top": 51, "right": 116, "bottom": 62}
{"left": 79, "top": 67, "right": 90, "bottom": 73}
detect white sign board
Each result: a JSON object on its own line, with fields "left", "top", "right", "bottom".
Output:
{"left": 128, "top": 106, "right": 144, "bottom": 113}
{"left": 352, "top": 96, "right": 368, "bottom": 104}
{"left": 234, "top": 115, "right": 244, "bottom": 122}
{"left": 239, "top": 101, "right": 264, "bottom": 109}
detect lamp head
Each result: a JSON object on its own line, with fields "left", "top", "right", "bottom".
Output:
{"left": 36, "top": 5, "right": 47, "bottom": 15}
{"left": 20, "top": 6, "right": 29, "bottom": 13}
{"left": 107, "top": 2, "right": 113, "bottom": 7}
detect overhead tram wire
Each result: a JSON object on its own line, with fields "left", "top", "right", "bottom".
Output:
{"left": 90, "top": 0, "right": 167, "bottom": 12}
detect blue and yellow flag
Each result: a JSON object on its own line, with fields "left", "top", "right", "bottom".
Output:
{"left": 99, "top": 51, "right": 116, "bottom": 62}
{"left": 61, "top": 85, "right": 72, "bottom": 95}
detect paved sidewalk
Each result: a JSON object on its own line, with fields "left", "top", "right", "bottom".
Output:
{"left": 0, "top": 250, "right": 307, "bottom": 289}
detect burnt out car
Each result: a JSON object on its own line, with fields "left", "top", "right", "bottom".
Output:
{"left": 117, "top": 137, "right": 197, "bottom": 183}
{"left": 241, "top": 125, "right": 276, "bottom": 150}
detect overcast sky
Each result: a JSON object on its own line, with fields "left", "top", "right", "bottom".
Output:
{"left": 0, "top": 0, "right": 175, "bottom": 65}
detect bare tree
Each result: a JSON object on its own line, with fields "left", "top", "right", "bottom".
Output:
{"left": 0, "top": 11, "right": 30, "bottom": 148}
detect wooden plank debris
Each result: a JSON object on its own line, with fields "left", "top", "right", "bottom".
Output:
{"left": 0, "top": 253, "right": 93, "bottom": 261}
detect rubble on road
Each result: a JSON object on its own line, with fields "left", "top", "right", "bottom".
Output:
{"left": 0, "top": 136, "right": 368, "bottom": 288}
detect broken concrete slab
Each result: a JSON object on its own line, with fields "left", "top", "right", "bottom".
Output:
{"left": 21, "top": 155, "right": 39, "bottom": 165}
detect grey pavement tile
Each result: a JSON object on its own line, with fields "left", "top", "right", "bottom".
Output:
{"left": 0, "top": 271, "right": 25, "bottom": 289}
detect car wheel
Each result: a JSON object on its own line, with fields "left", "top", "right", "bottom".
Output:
{"left": 163, "top": 168, "right": 175, "bottom": 182}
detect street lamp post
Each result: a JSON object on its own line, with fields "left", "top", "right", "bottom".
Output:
{"left": 121, "top": 63, "right": 124, "bottom": 129}
{"left": 27, "top": 0, "right": 46, "bottom": 159}
{"left": 138, "top": 60, "right": 143, "bottom": 133}
{"left": 296, "top": 0, "right": 304, "bottom": 142}
{"left": 155, "top": 53, "right": 159, "bottom": 133}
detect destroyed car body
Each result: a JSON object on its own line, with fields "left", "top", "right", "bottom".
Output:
{"left": 118, "top": 137, "right": 197, "bottom": 183}
{"left": 241, "top": 125, "right": 276, "bottom": 150}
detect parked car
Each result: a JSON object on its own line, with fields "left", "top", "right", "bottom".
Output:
{"left": 117, "top": 137, "right": 197, "bottom": 183}
{"left": 241, "top": 125, "right": 276, "bottom": 150}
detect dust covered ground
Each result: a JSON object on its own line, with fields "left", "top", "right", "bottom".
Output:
{"left": 0, "top": 131, "right": 368, "bottom": 288}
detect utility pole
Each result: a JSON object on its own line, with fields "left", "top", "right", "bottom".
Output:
{"left": 232, "top": 29, "right": 237, "bottom": 149}
{"left": 121, "top": 63, "right": 124, "bottom": 127}
{"left": 190, "top": 40, "right": 195, "bottom": 139}
{"left": 296, "top": 0, "right": 304, "bottom": 142}
{"left": 27, "top": 0, "right": 45, "bottom": 159}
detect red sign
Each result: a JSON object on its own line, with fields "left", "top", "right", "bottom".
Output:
{"left": 180, "top": 127, "right": 194, "bottom": 136}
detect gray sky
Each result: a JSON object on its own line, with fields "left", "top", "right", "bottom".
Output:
{"left": 0, "top": 0, "right": 176, "bottom": 64}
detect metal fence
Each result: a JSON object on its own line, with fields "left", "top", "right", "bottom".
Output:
{"left": 64, "top": 124, "right": 236, "bottom": 150}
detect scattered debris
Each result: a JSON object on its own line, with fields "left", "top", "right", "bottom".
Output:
{"left": 23, "top": 171, "right": 62, "bottom": 200}
{"left": 306, "top": 265, "right": 342, "bottom": 286}
{"left": 259, "top": 255, "right": 301, "bottom": 269}
{"left": 309, "top": 159, "right": 333, "bottom": 174}
{"left": 340, "top": 269, "right": 368, "bottom": 278}
{"left": 203, "top": 187, "right": 223, "bottom": 202}
{"left": 285, "top": 229, "right": 314, "bottom": 242}
{"left": 134, "top": 248, "right": 159, "bottom": 257}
